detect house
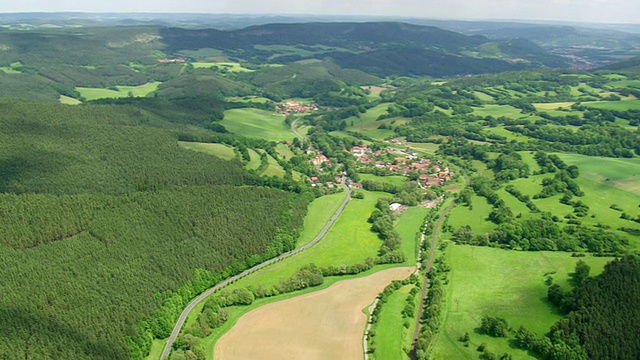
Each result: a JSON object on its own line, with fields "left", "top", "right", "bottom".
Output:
{"left": 349, "top": 183, "right": 363, "bottom": 189}
{"left": 351, "top": 145, "right": 368, "bottom": 157}
{"left": 390, "top": 203, "right": 402, "bottom": 211}
{"left": 311, "top": 154, "right": 329, "bottom": 166}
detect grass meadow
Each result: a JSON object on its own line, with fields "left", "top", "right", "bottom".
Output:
{"left": 359, "top": 173, "right": 408, "bottom": 188}
{"left": 220, "top": 108, "right": 294, "bottom": 142}
{"left": 372, "top": 284, "right": 417, "bottom": 360}
{"left": 192, "top": 62, "right": 254, "bottom": 72}
{"left": 431, "top": 244, "right": 613, "bottom": 360}
{"left": 584, "top": 99, "right": 640, "bottom": 111}
{"left": 177, "top": 142, "right": 237, "bottom": 161}
{"left": 76, "top": 82, "right": 161, "bottom": 100}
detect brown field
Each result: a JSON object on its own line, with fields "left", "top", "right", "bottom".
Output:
{"left": 214, "top": 267, "right": 414, "bottom": 360}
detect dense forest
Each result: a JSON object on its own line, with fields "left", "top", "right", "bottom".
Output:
{"left": 0, "top": 100, "right": 310, "bottom": 359}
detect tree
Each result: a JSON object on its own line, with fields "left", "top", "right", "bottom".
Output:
{"left": 571, "top": 260, "right": 590, "bottom": 286}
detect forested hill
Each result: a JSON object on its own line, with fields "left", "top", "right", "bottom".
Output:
{"left": 0, "top": 100, "right": 310, "bottom": 359}
{"left": 159, "top": 22, "right": 567, "bottom": 76}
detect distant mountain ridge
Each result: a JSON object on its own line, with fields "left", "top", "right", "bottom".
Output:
{"left": 160, "top": 22, "right": 567, "bottom": 77}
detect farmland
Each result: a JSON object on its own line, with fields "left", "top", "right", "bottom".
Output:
{"left": 214, "top": 267, "right": 414, "bottom": 360}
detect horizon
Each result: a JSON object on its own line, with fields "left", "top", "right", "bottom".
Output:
{"left": 0, "top": 0, "right": 638, "bottom": 25}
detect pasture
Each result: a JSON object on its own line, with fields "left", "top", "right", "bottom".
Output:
{"left": 177, "top": 142, "right": 237, "bottom": 161}
{"left": 192, "top": 62, "right": 254, "bottom": 72}
{"left": 76, "top": 82, "right": 160, "bottom": 100}
{"left": 359, "top": 173, "right": 407, "bottom": 188}
{"left": 214, "top": 267, "right": 414, "bottom": 360}
{"left": 220, "top": 108, "right": 294, "bottom": 142}
{"left": 372, "top": 284, "right": 419, "bottom": 360}
{"left": 584, "top": 99, "right": 640, "bottom": 111}
{"left": 431, "top": 245, "right": 613, "bottom": 359}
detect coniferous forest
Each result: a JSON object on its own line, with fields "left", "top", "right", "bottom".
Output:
{"left": 0, "top": 99, "right": 309, "bottom": 359}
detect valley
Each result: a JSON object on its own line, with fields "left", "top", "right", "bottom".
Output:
{"left": 0, "top": 13, "right": 638, "bottom": 360}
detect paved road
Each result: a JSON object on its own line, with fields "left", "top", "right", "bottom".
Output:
{"left": 410, "top": 201, "right": 456, "bottom": 359}
{"left": 290, "top": 118, "right": 304, "bottom": 140}
{"left": 160, "top": 181, "right": 351, "bottom": 359}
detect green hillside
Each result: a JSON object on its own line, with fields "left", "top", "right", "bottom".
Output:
{"left": 0, "top": 100, "right": 309, "bottom": 359}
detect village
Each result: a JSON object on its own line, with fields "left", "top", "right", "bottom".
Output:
{"left": 307, "top": 142, "right": 453, "bottom": 189}
{"left": 275, "top": 100, "right": 318, "bottom": 116}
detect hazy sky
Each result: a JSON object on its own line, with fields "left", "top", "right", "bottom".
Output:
{"left": 4, "top": 0, "right": 639, "bottom": 24}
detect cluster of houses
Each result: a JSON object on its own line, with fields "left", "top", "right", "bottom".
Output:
{"left": 276, "top": 100, "right": 318, "bottom": 116}
{"left": 350, "top": 145, "right": 453, "bottom": 187}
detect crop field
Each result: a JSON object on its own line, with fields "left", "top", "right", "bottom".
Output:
{"left": 76, "top": 82, "right": 161, "bottom": 100}
{"left": 431, "top": 245, "right": 613, "bottom": 360}
{"left": 178, "top": 142, "right": 237, "bottom": 161}
{"left": 220, "top": 108, "right": 294, "bottom": 142}
{"left": 214, "top": 267, "right": 414, "bottom": 360}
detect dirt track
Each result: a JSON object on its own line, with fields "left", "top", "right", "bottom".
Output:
{"left": 215, "top": 267, "right": 414, "bottom": 360}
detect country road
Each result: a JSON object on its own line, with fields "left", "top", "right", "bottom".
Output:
{"left": 160, "top": 180, "right": 351, "bottom": 360}
{"left": 290, "top": 118, "right": 304, "bottom": 140}
{"left": 410, "top": 201, "right": 456, "bottom": 358}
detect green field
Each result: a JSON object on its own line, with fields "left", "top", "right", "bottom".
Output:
{"left": 360, "top": 173, "right": 408, "bottom": 187}
{"left": 77, "top": 82, "right": 161, "bottom": 100}
{"left": 584, "top": 99, "right": 640, "bottom": 111}
{"left": 372, "top": 284, "right": 417, "bottom": 359}
{"left": 220, "top": 108, "right": 294, "bottom": 142}
{"left": 0, "top": 66, "right": 21, "bottom": 74}
{"left": 260, "top": 153, "right": 286, "bottom": 177}
{"left": 395, "top": 207, "right": 429, "bottom": 266}
{"left": 447, "top": 196, "right": 496, "bottom": 234}
{"left": 472, "top": 104, "right": 530, "bottom": 119}
{"left": 192, "top": 62, "right": 254, "bottom": 72}
{"left": 431, "top": 245, "right": 613, "bottom": 359}
{"left": 345, "top": 102, "right": 409, "bottom": 138}
{"left": 177, "top": 142, "right": 237, "bottom": 161}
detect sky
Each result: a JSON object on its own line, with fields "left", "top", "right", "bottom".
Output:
{"left": 3, "top": 0, "right": 640, "bottom": 24}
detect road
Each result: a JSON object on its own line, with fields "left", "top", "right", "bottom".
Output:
{"left": 410, "top": 201, "right": 456, "bottom": 359}
{"left": 290, "top": 118, "right": 304, "bottom": 140}
{"left": 160, "top": 181, "right": 351, "bottom": 360}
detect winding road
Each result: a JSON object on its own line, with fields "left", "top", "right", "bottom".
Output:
{"left": 290, "top": 117, "right": 304, "bottom": 140}
{"left": 160, "top": 182, "right": 351, "bottom": 359}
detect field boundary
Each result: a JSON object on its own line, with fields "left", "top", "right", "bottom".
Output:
{"left": 160, "top": 181, "right": 351, "bottom": 359}
{"left": 410, "top": 201, "right": 456, "bottom": 359}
